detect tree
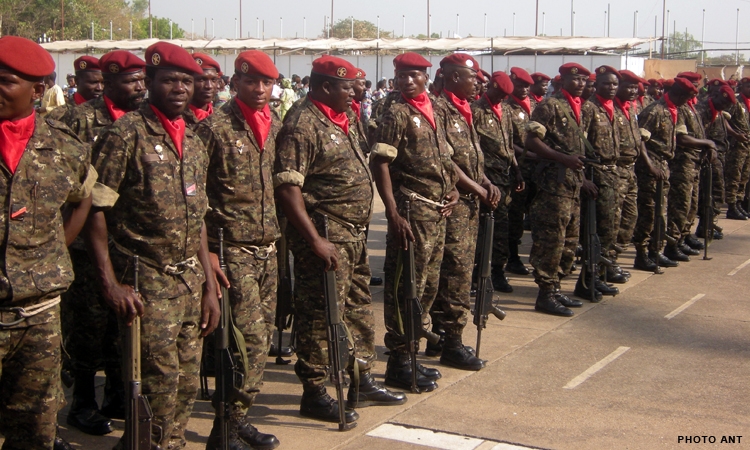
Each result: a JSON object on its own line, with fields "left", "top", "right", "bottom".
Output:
{"left": 666, "top": 31, "right": 702, "bottom": 59}
{"left": 415, "top": 32, "right": 440, "bottom": 39}
{"left": 321, "top": 18, "right": 392, "bottom": 39}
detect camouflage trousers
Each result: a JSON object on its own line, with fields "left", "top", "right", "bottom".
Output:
{"left": 477, "top": 186, "right": 511, "bottom": 272}
{"left": 508, "top": 160, "right": 537, "bottom": 246}
{"left": 582, "top": 166, "right": 619, "bottom": 257}
{"left": 0, "top": 305, "right": 61, "bottom": 450}
{"left": 667, "top": 156, "right": 700, "bottom": 241}
{"left": 712, "top": 151, "right": 726, "bottom": 210}
{"left": 634, "top": 158, "right": 670, "bottom": 252}
{"left": 384, "top": 215, "right": 446, "bottom": 352}
{"left": 724, "top": 144, "right": 750, "bottom": 203}
{"left": 615, "top": 163, "right": 638, "bottom": 247}
{"left": 289, "top": 231, "right": 375, "bottom": 386}
{"left": 530, "top": 191, "right": 580, "bottom": 292}
{"left": 431, "top": 197, "right": 479, "bottom": 338}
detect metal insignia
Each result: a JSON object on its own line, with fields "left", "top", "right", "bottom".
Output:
{"left": 151, "top": 53, "right": 161, "bottom": 66}
{"left": 413, "top": 116, "right": 421, "bottom": 128}
{"left": 330, "top": 134, "right": 336, "bottom": 140}
{"left": 519, "top": 112, "right": 525, "bottom": 119}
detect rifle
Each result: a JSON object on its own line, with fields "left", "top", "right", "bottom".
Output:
{"left": 400, "top": 201, "right": 440, "bottom": 393}
{"left": 581, "top": 162, "right": 614, "bottom": 300}
{"left": 275, "top": 218, "right": 294, "bottom": 365}
{"left": 653, "top": 178, "right": 665, "bottom": 274}
{"left": 472, "top": 210, "right": 506, "bottom": 359}
{"left": 124, "top": 256, "right": 156, "bottom": 450}
{"left": 322, "top": 216, "right": 356, "bottom": 431}
{"left": 702, "top": 161, "right": 714, "bottom": 260}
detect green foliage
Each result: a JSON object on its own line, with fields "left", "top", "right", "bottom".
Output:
{"left": 415, "top": 32, "right": 440, "bottom": 39}
{"left": 666, "top": 31, "right": 702, "bottom": 58}
{"left": 321, "top": 18, "right": 392, "bottom": 39}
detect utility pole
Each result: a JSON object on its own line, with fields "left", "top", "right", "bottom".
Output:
{"left": 456, "top": 14, "right": 459, "bottom": 37}
{"left": 330, "top": 0, "right": 334, "bottom": 32}
{"left": 427, "top": 0, "right": 430, "bottom": 39}
{"left": 535, "top": 0, "right": 539, "bottom": 36}
{"left": 402, "top": 15, "right": 405, "bottom": 38}
{"left": 571, "top": 0, "right": 574, "bottom": 36}
{"left": 149, "top": 0, "right": 152, "bottom": 39}
{"left": 484, "top": 13, "right": 487, "bottom": 38}
{"left": 239, "top": 0, "right": 242, "bottom": 38}
{"left": 607, "top": 3, "right": 611, "bottom": 37}
{"left": 701, "top": 9, "right": 705, "bottom": 65}
{"left": 660, "top": 0, "right": 666, "bottom": 59}
{"left": 61, "top": 0, "right": 64, "bottom": 40}
{"left": 736, "top": 8, "right": 740, "bottom": 65}
{"left": 110, "top": 20, "right": 112, "bottom": 40}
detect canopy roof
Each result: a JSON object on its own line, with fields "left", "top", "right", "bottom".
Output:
{"left": 42, "top": 36, "right": 654, "bottom": 54}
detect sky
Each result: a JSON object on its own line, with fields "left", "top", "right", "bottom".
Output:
{"left": 151, "top": 0, "right": 750, "bottom": 55}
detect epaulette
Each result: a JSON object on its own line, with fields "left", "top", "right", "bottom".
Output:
{"left": 46, "top": 118, "right": 85, "bottom": 144}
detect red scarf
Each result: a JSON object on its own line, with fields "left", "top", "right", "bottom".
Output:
{"left": 0, "top": 112, "right": 35, "bottom": 174}
{"left": 530, "top": 92, "right": 544, "bottom": 103}
{"left": 402, "top": 92, "right": 436, "bottom": 130}
{"left": 103, "top": 95, "right": 127, "bottom": 121}
{"left": 638, "top": 96, "right": 645, "bottom": 108}
{"left": 189, "top": 103, "right": 213, "bottom": 121}
{"left": 663, "top": 93, "right": 678, "bottom": 125}
{"left": 561, "top": 89, "right": 582, "bottom": 124}
{"left": 742, "top": 94, "right": 750, "bottom": 115}
{"left": 74, "top": 92, "right": 87, "bottom": 105}
{"left": 596, "top": 94, "right": 614, "bottom": 122}
{"left": 708, "top": 99, "right": 719, "bottom": 122}
{"left": 310, "top": 98, "right": 349, "bottom": 135}
{"left": 484, "top": 94, "right": 503, "bottom": 122}
{"left": 236, "top": 98, "right": 272, "bottom": 151}
{"left": 510, "top": 94, "right": 531, "bottom": 116}
{"left": 443, "top": 90, "right": 472, "bottom": 127}
{"left": 150, "top": 105, "right": 186, "bottom": 159}
{"left": 351, "top": 100, "right": 361, "bottom": 122}
{"left": 615, "top": 97, "right": 631, "bottom": 121}
{"left": 689, "top": 97, "right": 698, "bottom": 108}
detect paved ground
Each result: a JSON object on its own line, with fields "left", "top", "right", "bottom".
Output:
{"left": 47, "top": 196, "right": 750, "bottom": 449}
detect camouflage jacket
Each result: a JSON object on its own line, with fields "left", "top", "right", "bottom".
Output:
{"left": 0, "top": 115, "right": 96, "bottom": 306}
{"left": 472, "top": 96, "right": 515, "bottom": 187}
{"left": 675, "top": 102, "right": 707, "bottom": 162}
{"left": 728, "top": 97, "right": 750, "bottom": 151}
{"left": 640, "top": 95, "right": 655, "bottom": 112}
{"left": 614, "top": 101, "right": 642, "bottom": 163}
{"left": 351, "top": 109, "right": 370, "bottom": 155}
{"left": 65, "top": 96, "right": 115, "bottom": 146}
{"left": 274, "top": 97, "right": 373, "bottom": 243}
{"left": 696, "top": 100, "right": 730, "bottom": 153}
{"left": 438, "top": 92, "right": 484, "bottom": 189}
{"left": 371, "top": 95, "right": 457, "bottom": 221}
{"left": 196, "top": 98, "right": 281, "bottom": 247}
{"left": 183, "top": 107, "right": 202, "bottom": 130}
{"left": 638, "top": 98, "right": 678, "bottom": 162}
{"left": 92, "top": 103, "right": 208, "bottom": 297}
{"left": 581, "top": 96, "right": 620, "bottom": 164}
{"left": 368, "top": 90, "right": 402, "bottom": 143}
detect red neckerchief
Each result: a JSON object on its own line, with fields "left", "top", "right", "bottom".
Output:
{"left": 0, "top": 112, "right": 35, "bottom": 174}
{"left": 351, "top": 100, "right": 361, "bottom": 122}
{"left": 484, "top": 94, "right": 503, "bottom": 122}
{"left": 103, "top": 95, "right": 127, "bottom": 121}
{"left": 742, "top": 94, "right": 750, "bottom": 115}
{"left": 236, "top": 98, "right": 272, "bottom": 151}
{"left": 443, "top": 90, "right": 473, "bottom": 127}
{"left": 708, "top": 99, "right": 720, "bottom": 122}
{"left": 663, "top": 93, "right": 678, "bottom": 125}
{"left": 189, "top": 103, "right": 213, "bottom": 121}
{"left": 74, "top": 92, "right": 87, "bottom": 105}
{"left": 596, "top": 94, "right": 614, "bottom": 122}
{"left": 689, "top": 97, "right": 698, "bottom": 109}
{"left": 510, "top": 94, "right": 531, "bottom": 116}
{"left": 637, "top": 96, "right": 645, "bottom": 108}
{"left": 530, "top": 93, "right": 544, "bottom": 103}
{"left": 614, "top": 97, "right": 631, "bottom": 121}
{"left": 402, "top": 92, "right": 436, "bottom": 130}
{"left": 310, "top": 98, "right": 349, "bottom": 135}
{"left": 150, "top": 105, "right": 186, "bottom": 159}
{"left": 561, "top": 89, "right": 582, "bottom": 124}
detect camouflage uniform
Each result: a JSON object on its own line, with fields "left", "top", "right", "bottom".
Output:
{"left": 635, "top": 99, "right": 676, "bottom": 253}
{"left": 64, "top": 96, "right": 115, "bottom": 145}
{"left": 613, "top": 101, "right": 642, "bottom": 247}
{"left": 0, "top": 115, "right": 95, "bottom": 450}
{"left": 581, "top": 97, "right": 620, "bottom": 257}
{"left": 370, "top": 95, "right": 456, "bottom": 352}
{"left": 92, "top": 104, "right": 209, "bottom": 448}
{"left": 506, "top": 96, "right": 536, "bottom": 252}
{"left": 725, "top": 98, "right": 750, "bottom": 205}
{"left": 697, "top": 100, "right": 729, "bottom": 214}
{"left": 196, "top": 99, "right": 282, "bottom": 415}
{"left": 367, "top": 91, "right": 403, "bottom": 143}
{"left": 274, "top": 98, "right": 375, "bottom": 386}
{"left": 471, "top": 96, "right": 515, "bottom": 273}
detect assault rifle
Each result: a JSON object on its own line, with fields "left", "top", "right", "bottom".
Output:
{"left": 581, "top": 161, "right": 614, "bottom": 301}
{"left": 472, "top": 210, "right": 506, "bottom": 359}
{"left": 275, "top": 218, "right": 294, "bottom": 364}
{"left": 653, "top": 178, "right": 665, "bottom": 274}
{"left": 702, "top": 162, "right": 714, "bottom": 260}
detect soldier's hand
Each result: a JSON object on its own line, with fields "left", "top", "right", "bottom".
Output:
{"left": 439, "top": 189, "right": 460, "bottom": 217}
{"left": 482, "top": 182, "right": 501, "bottom": 209}
{"left": 388, "top": 212, "right": 414, "bottom": 251}
{"left": 582, "top": 179, "right": 598, "bottom": 199}
{"left": 200, "top": 286, "right": 220, "bottom": 337}
{"left": 312, "top": 237, "right": 339, "bottom": 271}
{"left": 649, "top": 164, "right": 667, "bottom": 181}
{"left": 103, "top": 282, "right": 144, "bottom": 326}
{"left": 209, "top": 252, "right": 230, "bottom": 299}
{"left": 562, "top": 154, "right": 585, "bottom": 171}
{"left": 515, "top": 171, "right": 525, "bottom": 192}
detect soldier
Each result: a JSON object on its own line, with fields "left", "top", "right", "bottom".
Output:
{"left": 525, "top": 62, "right": 591, "bottom": 317}
{"left": 0, "top": 36, "right": 95, "bottom": 450}
{"left": 633, "top": 77, "right": 696, "bottom": 271}
{"left": 471, "top": 71, "right": 524, "bottom": 296}
{"left": 275, "top": 55, "right": 405, "bottom": 424}
{"left": 87, "top": 42, "right": 220, "bottom": 449}
{"left": 505, "top": 67, "right": 537, "bottom": 277}
{"left": 582, "top": 73, "right": 596, "bottom": 102}
{"left": 370, "top": 52, "right": 457, "bottom": 391}
{"left": 185, "top": 52, "right": 220, "bottom": 127}
{"left": 646, "top": 79, "right": 664, "bottom": 105}
{"left": 48, "top": 56, "right": 104, "bottom": 122}
{"left": 725, "top": 78, "right": 750, "bottom": 219}
{"left": 529, "top": 72, "right": 551, "bottom": 103}
{"left": 196, "top": 50, "right": 281, "bottom": 450}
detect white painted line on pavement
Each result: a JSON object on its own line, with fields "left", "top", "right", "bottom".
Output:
{"left": 665, "top": 293, "right": 706, "bottom": 320}
{"left": 727, "top": 258, "right": 750, "bottom": 276}
{"left": 367, "top": 423, "right": 484, "bottom": 450}
{"left": 563, "top": 346, "right": 631, "bottom": 390}
{"left": 489, "top": 444, "right": 537, "bottom": 450}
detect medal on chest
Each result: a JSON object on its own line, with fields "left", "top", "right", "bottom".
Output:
{"left": 413, "top": 116, "right": 421, "bottom": 128}
{"left": 155, "top": 144, "right": 165, "bottom": 160}
{"left": 236, "top": 139, "right": 244, "bottom": 154}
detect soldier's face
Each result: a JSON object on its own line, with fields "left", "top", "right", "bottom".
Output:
{"left": 396, "top": 70, "right": 427, "bottom": 98}
{"left": 617, "top": 81, "right": 639, "bottom": 102}
{"left": 712, "top": 92, "right": 733, "bottom": 111}
{"left": 106, "top": 70, "right": 146, "bottom": 111}
{"left": 75, "top": 71, "right": 104, "bottom": 101}
{"left": 235, "top": 73, "right": 274, "bottom": 110}
{"left": 449, "top": 67, "right": 477, "bottom": 100}
{"left": 0, "top": 69, "right": 44, "bottom": 121}
{"left": 512, "top": 80, "right": 530, "bottom": 99}
{"left": 324, "top": 79, "right": 354, "bottom": 114}
{"left": 146, "top": 69, "right": 195, "bottom": 120}
{"left": 192, "top": 69, "right": 219, "bottom": 109}
{"left": 595, "top": 73, "right": 619, "bottom": 100}
{"left": 353, "top": 79, "right": 366, "bottom": 102}
{"left": 741, "top": 83, "right": 750, "bottom": 98}
{"left": 562, "top": 74, "right": 587, "bottom": 98}
{"left": 531, "top": 80, "right": 549, "bottom": 96}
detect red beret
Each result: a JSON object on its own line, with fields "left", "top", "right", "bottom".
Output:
{"left": 145, "top": 41, "right": 203, "bottom": 74}
{"left": 619, "top": 70, "right": 642, "bottom": 84}
{"left": 553, "top": 75, "right": 562, "bottom": 83}
{"left": 676, "top": 71, "right": 702, "bottom": 82}
{"left": 638, "top": 82, "right": 645, "bottom": 94}
{"left": 595, "top": 65, "right": 621, "bottom": 80}
{"left": 192, "top": 52, "right": 221, "bottom": 72}
{"left": 100, "top": 50, "right": 146, "bottom": 75}
{"left": 74, "top": 56, "right": 101, "bottom": 73}
{"left": 740, "top": 77, "right": 750, "bottom": 84}
{"left": 648, "top": 78, "right": 663, "bottom": 88}
{"left": 393, "top": 52, "right": 432, "bottom": 71}
{"left": 531, "top": 72, "right": 551, "bottom": 82}
{"left": 490, "top": 71, "right": 514, "bottom": 96}
{"left": 588, "top": 73, "right": 597, "bottom": 82}
{"left": 559, "top": 62, "right": 591, "bottom": 77}
{"left": 235, "top": 50, "right": 278, "bottom": 79}
{"left": 311, "top": 55, "right": 357, "bottom": 80}
{"left": 0, "top": 36, "right": 54, "bottom": 78}
{"left": 718, "top": 85, "right": 737, "bottom": 103}
{"left": 729, "top": 79, "right": 739, "bottom": 87}
{"left": 510, "top": 67, "right": 534, "bottom": 85}
{"left": 672, "top": 77, "right": 698, "bottom": 94}
{"left": 476, "top": 70, "right": 487, "bottom": 83}
{"left": 663, "top": 78, "right": 675, "bottom": 89}
{"left": 708, "top": 78, "right": 728, "bottom": 87}
{"left": 440, "top": 53, "right": 479, "bottom": 72}
{"left": 355, "top": 68, "right": 366, "bottom": 79}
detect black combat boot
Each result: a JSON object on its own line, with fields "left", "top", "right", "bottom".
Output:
{"left": 553, "top": 281, "right": 582, "bottom": 308}
{"left": 505, "top": 241, "right": 530, "bottom": 275}
{"left": 535, "top": 289, "right": 574, "bottom": 316}
{"left": 664, "top": 243, "right": 690, "bottom": 262}
{"left": 726, "top": 203, "right": 748, "bottom": 220}
{"left": 634, "top": 247, "right": 657, "bottom": 271}
{"left": 648, "top": 250, "right": 679, "bottom": 267}
{"left": 54, "top": 427, "right": 75, "bottom": 450}
{"left": 235, "top": 415, "right": 280, "bottom": 449}
{"left": 440, "top": 336, "right": 485, "bottom": 371}
{"left": 612, "top": 243, "right": 626, "bottom": 254}
{"left": 206, "top": 416, "right": 255, "bottom": 450}
{"left": 736, "top": 201, "right": 750, "bottom": 218}
{"left": 67, "top": 370, "right": 114, "bottom": 435}
{"left": 346, "top": 371, "right": 407, "bottom": 408}
{"left": 299, "top": 385, "right": 359, "bottom": 423}
{"left": 684, "top": 234, "right": 704, "bottom": 250}
{"left": 491, "top": 270, "right": 513, "bottom": 293}
{"left": 678, "top": 238, "right": 700, "bottom": 256}
{"left": 384, "top": 352, "right": 439, "bottom": 392}
{"left": 605, "top": 265, "right": 630, "bottom": 284}
{"left": 573, "top": 271, "right": 603, "bottom": 303}
{"left": 268, "top": 344, "right": 293, "bottom": 358}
